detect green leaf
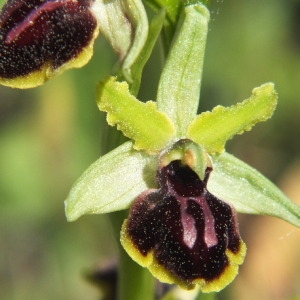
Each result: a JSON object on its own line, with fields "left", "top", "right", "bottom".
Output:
{"left": 65, "top": 141, "right": 157, "bottom": 221}
{"left": 208, "top": 152, "right": 300, "bottom": 227}
{"left": 97, "top": 77, "right": 176, "bottom": 153}
{"left": 187, "top": 83, "right": 277, "bottom": 154}
{"left": 156, "top": 4, "right": 210, "bottom": 136}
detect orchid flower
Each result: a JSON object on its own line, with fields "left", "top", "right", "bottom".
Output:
{"left": 61, "top": 3, "right": 299, "bottom": 293}
{"left": 1, "top": 0, "right": 299, "bottom": 294}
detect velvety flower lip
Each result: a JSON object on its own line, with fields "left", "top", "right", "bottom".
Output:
{"left": 0, "top": 0, "right": 99, "bottom": 88}
{"left": 121, "top": 140, "right": 246, "bottom": 292}
{"left": 62, "top": 2, "right": 299, "bottom": 293}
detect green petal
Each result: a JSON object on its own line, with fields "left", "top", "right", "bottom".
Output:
{"left": 187, "top": 83, "right": 277, "bottom": 154}
{"left": 64, "top": 141, "right": 157, "bottom": 221}
{"left": 97, "top": 77, "right": 176, "bottom": 153}
{"left": 208, "top": 152, "right": 300, "bottom": 227}
{"left": 156, "top": 4, "right": 210, "bottom": 136}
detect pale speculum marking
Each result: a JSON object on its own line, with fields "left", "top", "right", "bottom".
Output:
{"left": 181, "top": 201, "right": 198, "bottom": 249}
{"left": 181, "top": 196, "right": 218, "bottom": 249}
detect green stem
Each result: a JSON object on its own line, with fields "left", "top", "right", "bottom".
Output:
{"left": 195, "top": 292, "right": 217, "bottom": 300}
{"left": 109, "top": 211, "right": 156, "bottom": 300}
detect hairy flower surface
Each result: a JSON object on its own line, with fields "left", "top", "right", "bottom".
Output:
{"left": 0, "top": 0, "right": 100, "bottom": 88}
{"left": 64, "top": 4, "right": 300, "bottom": 292}
{"left": 0, "top": 0, "right": 298, "bottom": 296}
{"left": 0, "top": 0, "right": 146, "bottom": 88}
{"left": 121, "top": 140, "right": 246, "bottom": 291}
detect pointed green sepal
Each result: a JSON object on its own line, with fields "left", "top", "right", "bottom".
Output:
{"left": 64, "top": 142, "right": 157, "bottom": 221}
{"left": 208, "top": 152, "right": 300, "bottom": 227}
{"left": 121, "top": 0, "right": 149, "bottom": 82}
{"left": 128, "top": 9, "right": 166, "bottom": 95}
{"left": 156, "top": 4, "right": 210, "bottom": 136}
{"left": 187, "top": 83, "right": 277, "bottom": 154}
{"left": 94, "top": 0, "right": 133, "bottom": 60}
{"left": 97, "top": 77, "right": 176, "bottom": 153}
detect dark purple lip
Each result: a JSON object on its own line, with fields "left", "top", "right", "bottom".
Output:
{"left": 0, "top": 0, "right": 98, "bottom": 84}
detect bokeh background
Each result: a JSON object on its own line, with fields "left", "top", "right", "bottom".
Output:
{"left": 1, "top": 0, "right": 300, "bottom": 299}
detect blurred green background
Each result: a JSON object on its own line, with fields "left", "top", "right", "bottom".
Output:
{"left": 1, "top": 0, "right": 300, "bottom": 299}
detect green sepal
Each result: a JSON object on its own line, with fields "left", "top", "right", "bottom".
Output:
{"left": 97, "top": 77, "right": 176, "bottom": 153}
{"left": 208, "top": 152, "right": 300, "bottom": 227}
{"left": 187, "top": 83, "right": 277, "bottom": 154}
{"left": 64, "top": 141, "right": 157, "bottom": 221}
{"left": 121, "top": 0, "right": 149, "bottom": 83}
{"left": 128, "top": 9, "right": 166, "bottom": 95}
{"left": 93, "top": 0, "right": 133, "bottom": 60}
{"left": 89, "top": 0, "right": 149, "bottom": 85}
{"left": 156, "top": 4, "right": 210, "bottom": 137}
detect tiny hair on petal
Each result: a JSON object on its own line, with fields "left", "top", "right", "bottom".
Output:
{"left": 0, "top": 0, "right": 100, "bottom": 88}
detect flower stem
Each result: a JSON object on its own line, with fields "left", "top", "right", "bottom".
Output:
{"left": 195, "top": 291, "right": 217, "bottom": 300}
{"left": 109, "top": 211, "right": 155, "bottom": 300}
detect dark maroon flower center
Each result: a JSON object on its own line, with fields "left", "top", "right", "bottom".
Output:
{"left": 126, "top": 160, "right": 243, "bottom": 285}
{"left": 0, "top": 0, "right": 97, "bottom": 79}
